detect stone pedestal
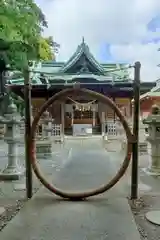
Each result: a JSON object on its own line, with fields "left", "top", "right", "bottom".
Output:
{"left": 143, "top": 105, "right": 160, "bottom": 176}
{"left": 120, "top": 121, "right": 148, "bottom": 154}
{"left": 36, "top": 110, "right": 53, "bottom": 158}
{"left": 145, "top": 142, "right": 160, "bottom": 175}
{"left": 36, "top": 140, "right": 52, "bottom": 158}
{"left": 138, "top": 142, "right": 148, "bottom": 155}
{"left": 139, "top": 120, "right": 148, "bottom": 155}
{"left": 0, "top": 102, "right": 24, "bottom": 180}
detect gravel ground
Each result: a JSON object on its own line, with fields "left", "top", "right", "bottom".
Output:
{"left": 0, "top": 185, "right": 40, "bottom": 232}
{"left": 129, "top": 195, "right": 160, "bottom": 240}
{"left": 0, "top": 199, "right": 26, "bottom": 231}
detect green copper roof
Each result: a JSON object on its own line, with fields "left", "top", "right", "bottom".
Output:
{"left": 48, "top": 74, "right": 114, "bottom": 83}
{"left": 59, "top": 38, "right": 105, "bottom": 74}
{"left": 8, "top": 39, "right": 131, "bottom": 85}
{"left": 140, "top": 83, "right": 160, "bottom": 100}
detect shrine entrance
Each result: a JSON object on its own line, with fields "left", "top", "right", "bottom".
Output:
{"left": 64, "top": 97, "right": 100, "bottom": 136}
{"left": 29, "top": 86, "right": 135, "bottom": 200}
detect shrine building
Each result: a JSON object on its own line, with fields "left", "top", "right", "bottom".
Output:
{"left": 8, "top": 39, "right": 155, "bottom": 135}
{"left": 137, "top": 79, "right": 160, "bottom": 118}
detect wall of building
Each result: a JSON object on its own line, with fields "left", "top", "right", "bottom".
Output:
{"left": 31, "top": 98, "right": 62, "bottom": 124}
{"left": 98, "top": 97, "right": 131, "bottom": 122}
{"left": 140, "top": 97, "right": 160, "bottom": 118}
{"left": 31, "top": 96, "right": 132, "bottom": 125}
{"left": 49, "top": 101, "right": 62, "bottom": 123}
{"left": 31, "top": 98, "right": 46, "bottom": 117}
{"left": 115, "top": 98, "right": 131, "bottom": 118}
{"left": 140, "top": 98, "right": 153, "bottom": 118}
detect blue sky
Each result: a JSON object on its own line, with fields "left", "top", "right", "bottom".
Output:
{"left": 100, "top": 16, "right": 160, "bottom": 63}
{"left": 37, "top": 0, "right": 160, "bottom": 81}
{"left": 148, "top": 16, "right": 160, "bottom": 32}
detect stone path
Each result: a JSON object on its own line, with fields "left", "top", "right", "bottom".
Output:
{"left": 0, "top": 138, "right": 141, "bottom": 240}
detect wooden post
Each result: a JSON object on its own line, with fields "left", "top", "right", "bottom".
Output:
{"left": 102, "top": 111, "right": 105, "bottom": 136}
{"left": 24, "top": 68, "right": 33, "bottom": 199}
{"left": 131, "top": 61, "right": 141, "bottom": 200}
{"left": 92, "top": 105, "right": 96, "bottom": 126}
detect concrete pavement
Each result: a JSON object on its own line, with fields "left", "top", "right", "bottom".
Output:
{"left": 0, "top": 138, "right": 141, "bottom": 240}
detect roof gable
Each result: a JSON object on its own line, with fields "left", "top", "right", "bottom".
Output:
{"left": 60, "top": 38, "right": 105, "bottom": 75}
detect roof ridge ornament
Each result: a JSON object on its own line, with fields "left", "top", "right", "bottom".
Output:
{"left": 81, "top": 37, "right": 90, "bottom": 53}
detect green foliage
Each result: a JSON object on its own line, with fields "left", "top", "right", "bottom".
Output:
{"left": 38, "top": 37, "right": 54, "bottom": 61}
{"left": 0, "top": 0, "right": 58, "bottom": 69}
{"left": 10, "top": 92, "right": 24, "bottom": 115}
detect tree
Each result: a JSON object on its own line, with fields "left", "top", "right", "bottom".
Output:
{"left": 44, "top": 36, "right": 60, "bottom": 54}
{"left": 0, "top": 0, "right": 51, "bottom": 69}
{"left": 38, "top": 36, "right": 60, "bottom": 61}
{"left": 38, "top": 37, "right": 54, "bottom": 61}
{"left": 0, "top": 1, "right": 61, "bottom": 115}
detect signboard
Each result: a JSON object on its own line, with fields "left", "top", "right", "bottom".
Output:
{"left": 73, "top": 124, "right": 92, "bottom": 136}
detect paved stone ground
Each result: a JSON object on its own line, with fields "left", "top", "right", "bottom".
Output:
{"left": 104, "top": 139, "right": 160, "bottom": 240}
{"left": 130, "top": 154, "right": 160, "bottom": 240}
{"left": 0, "top": 138, "right": 141, "bottom": 240}
{"left": 0, "top": 139, "right": 70, "bottom": 230}
{"left": 0, "top": 137, "right": 160, "bottom": 239}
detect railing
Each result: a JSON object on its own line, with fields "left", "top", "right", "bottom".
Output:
{"left": 19, "top": 121, "right": 63, "bottom": 141}
{"left": 103, "top": 119, "right": 148, "bottom": 154}
{"left": 51, "top": 124, "right": 62, "bottom": 140}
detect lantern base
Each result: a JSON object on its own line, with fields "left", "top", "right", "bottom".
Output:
{"left": 143, "top": 167, "right": 160, "bottom": 176}
{"left": 36, "top": 140, "right": 52, "bottom": 158}
{"left": 0, "top": 166, "right": 24, "bottom": 180}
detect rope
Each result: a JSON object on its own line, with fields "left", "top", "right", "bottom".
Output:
{"left": 67, "top": 97, "right": 96, "bottom": 110}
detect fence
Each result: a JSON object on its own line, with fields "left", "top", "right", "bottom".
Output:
{"left": 51, "top": 124, "right": 63, "bottom": 141}
{"left": 104, "top": 119, "right": 148, "bottom": 154}
{"left": 104, "top": 120, "right": 125, "bottom": 139}
{"left": 19, "top": 121, "right": 63, "bottom": 141}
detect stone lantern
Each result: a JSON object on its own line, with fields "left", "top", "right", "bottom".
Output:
{"left": 142, "top": 106, "right": 160, "bottom": 225}
{"left": 143, "top": 104, "right": 160, "bottom": 175}
{"left": 0, "top": 100, "right": 24, "bottom": 180}
{"left": 36, "top": 110, "right": 53, "bottom": 158}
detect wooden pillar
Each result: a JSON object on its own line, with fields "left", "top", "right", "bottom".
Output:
{"left": 71, "top": 107, "right": 74, "bottom": 126}
{"left": 101, "top": 112, "right": 105, "bottom": 136}
{"left": 92, "top": 105, "right": 96, "bottom": 126}
{"left": 61, "top": 101, "right": 65, "bottom": 137}
{"left": 130, "top": 98, "right": 133, "bottom": 119}
{"left": 112, "top": 96, "right": 116, "bottom": 122}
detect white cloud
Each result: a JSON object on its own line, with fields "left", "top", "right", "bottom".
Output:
{"left": 37, "top": 0, "right": 160, "bottom": 81}
{"left": 110, "top": 43, "right": 160, "bottom": 81}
